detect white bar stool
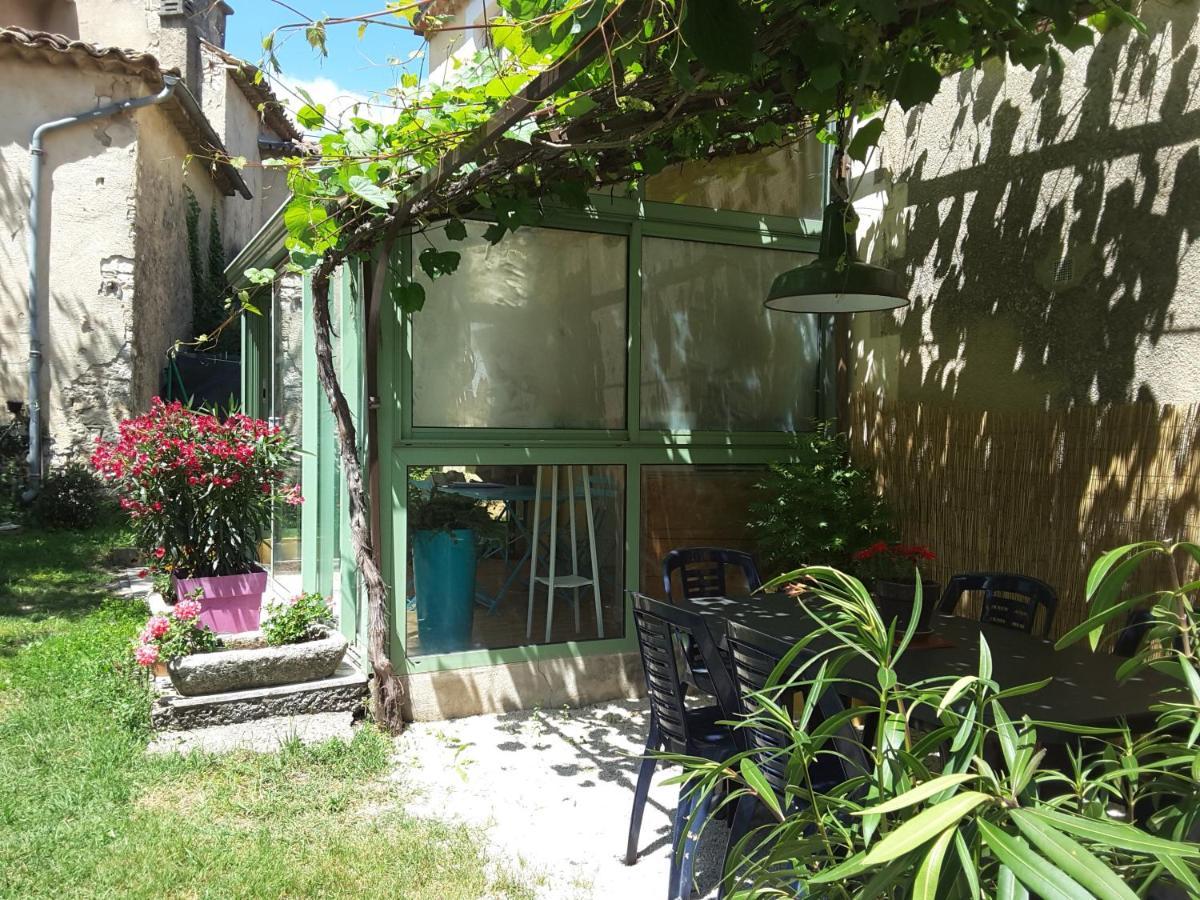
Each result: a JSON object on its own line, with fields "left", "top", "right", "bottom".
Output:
{"left": 525, "top": 465, "right": 604, "bottom": 643}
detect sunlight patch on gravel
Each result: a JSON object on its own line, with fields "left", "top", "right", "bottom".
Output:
{"left": 392, "top": 699, "right": 726, "bottom": 899}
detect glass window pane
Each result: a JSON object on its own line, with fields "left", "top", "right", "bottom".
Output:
{"left": 269, "top": 274, "right": 304, "bottom": 594}
{"left": 640, "top": 239, "right": 821, "bottom": 432}
{"left": 406, "top": 464, "right": 626, "bottom": 656}
{"left": 644, "top": 139, "right": 824, "bottom": 219}
{"left": 412, "top": 224, "right": 627, "bottom": 429}
{"left": 640, "top": 464, "right": 766, "bottom": 595}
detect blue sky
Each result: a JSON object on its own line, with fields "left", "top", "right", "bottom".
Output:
{"left": 225, "top": 3, "right": 426, "bottom": 118}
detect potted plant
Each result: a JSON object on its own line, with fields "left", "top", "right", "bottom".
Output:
{"left": 135, "top": 591, "right": 347, "bottom": 695}
{"left": 93, "top": 397, "right": 301, "bottom": 633}
{"left": 132, "top": 590, "right": 219, "bottom": 678}
{"left": 854, "top": 540, "right": 940, "bottom": 636}
{"left": 407, "top": 476, "right": 496, "bottom": 654}
{"left": 748, "top": 423, "right": 893, "bottom": 575}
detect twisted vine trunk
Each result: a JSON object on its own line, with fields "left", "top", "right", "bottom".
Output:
{"left": 311, "top": 263, "right": 406, "bottom": 732}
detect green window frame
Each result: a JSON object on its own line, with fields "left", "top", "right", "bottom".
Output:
{"left": 374, "top": 192, "right": 831, "bottom": 673}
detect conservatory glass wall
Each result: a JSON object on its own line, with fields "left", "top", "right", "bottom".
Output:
{"left": 383, "top": 140, "right": 831, "bottom": 673}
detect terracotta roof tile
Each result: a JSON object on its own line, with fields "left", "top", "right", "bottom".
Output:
{"left": 0, "top": 26, "right": 252, "bottom": 198}
{"left": 0, "top": 26, "right": 170, "bottom": 81}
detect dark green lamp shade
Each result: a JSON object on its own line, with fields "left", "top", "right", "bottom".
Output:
{"left": 765, "top": 197, "right": 908, "bottom": 314}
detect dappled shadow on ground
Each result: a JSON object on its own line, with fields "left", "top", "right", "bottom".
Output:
{"left": 393, "top": 698, "right": 727, "bottom": 899}
{"left": 0, "top": 528, "right": 130, "bottom": 635}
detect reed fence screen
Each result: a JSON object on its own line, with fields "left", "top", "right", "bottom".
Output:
{"left": 850, "top": 395, "right": 1200, "bottom": 637}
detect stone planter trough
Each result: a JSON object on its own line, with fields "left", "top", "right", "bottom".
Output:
{"left": 168, "top": 626, "right": 348, "bottom": 697}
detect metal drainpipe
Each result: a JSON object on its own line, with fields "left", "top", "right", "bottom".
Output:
{"left": 23, "top": 74, "right": 180, "bottom": 500}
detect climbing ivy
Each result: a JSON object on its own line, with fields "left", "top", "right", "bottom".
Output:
{"left": 184, "top": 188, "right": 232, "bottom": 352}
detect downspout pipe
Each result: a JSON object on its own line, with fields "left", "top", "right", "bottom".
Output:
{"left": 23, "top": 74, "right": 180, "bottom": 500}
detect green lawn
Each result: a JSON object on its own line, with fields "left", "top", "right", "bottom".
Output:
{"left": 0, "top": 526, "right": 528, "bottom": 899}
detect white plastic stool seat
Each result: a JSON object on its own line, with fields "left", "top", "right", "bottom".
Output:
{"left": 525, "top": 465, "right": 605, "bottom": 643}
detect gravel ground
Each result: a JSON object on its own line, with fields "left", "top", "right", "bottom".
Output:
{"left": 392, "top": 699, "right": 727, "bottom": 899}
{"left": 148, "top": 711, "right": 356, "bottom": 754}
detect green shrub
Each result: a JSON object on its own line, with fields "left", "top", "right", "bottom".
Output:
{"left": 263, "top": 591, "right": 335, "bottom": 645}
{"left": 0, "top": 407, "right": 28, "bottom": 521}
{"left": 747, "top": 423, "right": 892, "bottom": 577}
{"left": 30, "top": 463, "right": 112, "bottom": 530}
{"left": 673, "top": 567, "right": 1200, "bottom": 895}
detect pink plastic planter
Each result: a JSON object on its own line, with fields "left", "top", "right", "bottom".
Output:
{"left": 173, "top": 568, "right": 268, "bottom": 634}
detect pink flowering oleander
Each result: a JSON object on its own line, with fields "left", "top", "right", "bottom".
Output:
{"left": 173, "top": 598, "right": 203, "bottom": 622}
{"left": 91, "top": 397, "right": 299, "bottom": 579}
{"left": 134, "top": 644, "right": 160, "bottom": 667}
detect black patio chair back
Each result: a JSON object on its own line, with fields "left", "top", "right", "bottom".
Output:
{"left": 663, "top": 547, "right": 763, "bottom": 603}
{"left": 631, "top": 592, "right": 740, "bottom": 755}
{"left": 938, "top": 572, "right": 1058, "bottom": 638}
{"left": 725, "top": 621, "right": 867, "bottom": 797}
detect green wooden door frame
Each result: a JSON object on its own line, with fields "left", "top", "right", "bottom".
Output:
{"left": 371, "top": 192, "right": 830, "bottom": 673}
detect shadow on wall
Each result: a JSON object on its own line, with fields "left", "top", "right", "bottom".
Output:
{"left": 852, "top": 3, "right": 1200, "bottom": 632}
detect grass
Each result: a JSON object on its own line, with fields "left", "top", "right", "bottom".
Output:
{"left": 0, "top": 525, "right": 531, "bottom": 899}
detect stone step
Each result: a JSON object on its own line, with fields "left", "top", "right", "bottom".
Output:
{"left": 148, "top": 711, "right": 356, "bottom": 755}
{"left": 151, "top": 661, "right": 368, "bottom": 731}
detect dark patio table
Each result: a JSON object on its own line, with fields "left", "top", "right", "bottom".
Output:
{"left": 680, "top": 592, "right": 1184, "bottom": 737}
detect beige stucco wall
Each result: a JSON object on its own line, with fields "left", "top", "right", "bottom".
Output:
{"left": 200, "top": 44, "right": 289, "bottom": 256}
{"left": 0, "top": 59, "right": 149, "bottom": 453}
{"left": 129, "top": 104, "right": 224, "bottom": 422}
{"left": 0, "top": 57, "right": 238, "bottom": 457}
{"left": 853, "top": 0, "right": 1200, "bottom": 412}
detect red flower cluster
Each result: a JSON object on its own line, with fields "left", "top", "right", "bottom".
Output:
{"left": 92, "top": 398, "right": 300, "bottom": 578}
{"left": 854, "top": 541, "right": 936, "bottom": 563}
{"left": 854, "top": 540, "right": 937, "bottom": 583}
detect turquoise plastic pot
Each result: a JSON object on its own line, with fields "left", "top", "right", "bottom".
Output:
{"left": 412, "top": 529, "right": 477, "bottom": 654}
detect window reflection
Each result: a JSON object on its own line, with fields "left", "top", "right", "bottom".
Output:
{"left": 641, "top": 464, "right": 768, "bottom": 597}
{"left": 412, "top": 224, "right": 627, "bottom": 429}
{"left": 406, "top": 464, "right": 626, "bottom": 656}
{"left": 641, "top": 239, "right": 821, "bottom": 432}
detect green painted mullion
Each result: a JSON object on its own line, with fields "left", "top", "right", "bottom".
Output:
{"left": 338, "top": 263, "right": 364, "bottom": 646}
{"left": 640, "top": 220, "right": 820, "bottom": 252}
{"left": 626, "top": 220, "right": 642, "bottom": 444}
{"left": 375, "top": 247, "right": 405, "bottom": 667}
{"left": 392, "top": 444, "right": 799, "bottom": 468}
{"left": 300, "top": 276, "right": 319, "bottom": 593}
{"left": 390, "top": 455, "right": 408, "bottom": 667}
{"left": 399, "top": 233, "right": 414, "bottom": 442}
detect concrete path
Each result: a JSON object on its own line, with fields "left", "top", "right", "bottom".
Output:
{"left": 393, "top": 699, "right": 726, "bottom": 899}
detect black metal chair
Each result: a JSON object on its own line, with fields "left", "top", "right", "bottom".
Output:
{"left": 662, "top": 548, "right": 762, "bottom": 695}
{"left": 662, "top": 547, "right": 763, "bottom": 601}
{"left": 626, "top": 593, "right": 743, "bottom": 899}
{"left": 937, "top": 572, "right": 1059, "bottom": 639}
{"left": 719, "top": 620, "right": 868, "bottom": 898}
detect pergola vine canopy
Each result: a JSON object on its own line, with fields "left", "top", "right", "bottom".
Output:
{"left": 277, "top": 0, "right": 1140, "bottom": 296}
